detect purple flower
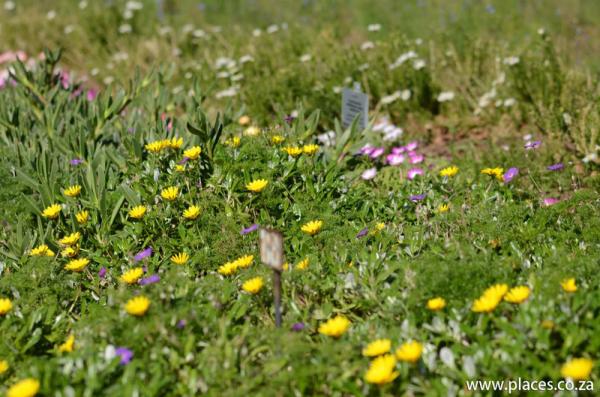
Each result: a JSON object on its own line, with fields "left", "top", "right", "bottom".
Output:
{"left": 115, "top": 347, "right": 134, "bottom": 365}
{"left": 178, "top": 157, "right": 190, "bottom": 165}
{"left": 407, "top": 168, "right": 424, "bottom": 180}
{"left": 391, "top": 146, "right": 406, "bottom": 154}
{"left": 410, "top": 193, "right": 426, "bottom": 202}
{"left": 86, "top": 88, "right": 98, "bottom": 101}
{"left": 525, "top": 140, "right": 541, "bottom": 150}
{"left": 358, "top": 144, "right": 375, "bottom": 156}
{"left": 405, "top": 141, "right": 418, "bottom": 151}
{"left": 361, "top": 168, "right": 377, "bottom": 180}
{"left": 547, "top": 163, "right": 564, "bottom": 171}
{"left": 176, "top": 319, "right": 187, "bottom": 329}
{"left": 291, "top": 322, "right": 305, "bottom": 331}
{"left": 241, "top": 223, "right": 259, "bottom": 235}
{"left": 139, "top": 274, "right": 160, "bottom": 286}
{"left": 503, "top": 167, "right": 519, "bottom": 184}
{"left": 356, "top": 227, "right": 369, "bottom": 238}
{"left": 284, "top": 114, "right": 295, "bottom": 124}
{"left": 70, "top": 158, "right": 83, "bottom": 166}
{"left": 408, "top": 153, "right": 424, "bottom": 164}
{"left": 98, "top": 267, "right": 107, "bottom": 278}
{"left": 543, "top": 197, "right": 560, "bottom": 206}
{"left": 369, "top": 147, "right": 385, "bottom": 159}
{"left": 134, "top": 247, "right": 153, "bottom": 262}
{"left": 386, "top": 153, "right": 405, "bottom": 166}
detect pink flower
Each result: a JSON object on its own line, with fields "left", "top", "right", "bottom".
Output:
{"left": 407, "top": 168, "right": 424, "bottom": 180}
{"left": 86, "top": 88, "right": 98, "bottom": 101}
{"left": 405, "top": 141, "right": 418, "bottom": 151}
{"left": 369, "top": 147, "right": 385, "bottom": 159}
{"left": 361, "top": 168, "right": 377, "bottom": 180}
{"left": 392, "top": 146, "right": 406, "bottom": 154}
{"left": 408, "top": 153, "right": 424, "bottom": 164}
{"left": 543, "top": 198, "right": 559, "bottom": 206}
{"left": 386, "top": 153, "right": 405, "bottom": 165}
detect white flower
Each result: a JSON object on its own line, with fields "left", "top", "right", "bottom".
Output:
{"left": 582, "top": 152, "right": 597, "bottom": 164}
{"left": 317, "top": 131, "right": 336, "bottom": 147}
{"left": 47, "top": 10, "right": 57, "bottom": 20}
{"left": 503, "top": 56, "right": 520, "bottom": 66}
{"left": 118, "top": 24, "right": 132, "bottom": 34}
{"left": 358, "top": 63, "right": 369, "bottom": 71}
{"left": 537, "top": 28, "right": 546, "bottom": 35}
{"left": 182, "top": 24, "right": 194, "bottom": 34}
{"left": 437, "top": 91, "right": 455, "bottom": 102}
{"left": 300, "top": 54, "right": 312, "bottom": 63}
{"left": 192, "top": 29, "right": 206, "bottom": 38}
{"left": 239, "top": 55, "right": 254, "bottom": 64}
{"left": 367, "top": 23, "right": 381, "bottom": 32}
{"left": 215, "top": 87, "right": 238, "bottom": 98}
{"left": 252, "top": 29, "right": 262, "bottom": 37}
{"left": 216, "top": 71, "right": 230, "bottom": 79}
{"left": 64, "top": 25, "right": 75, "bottom": 35}
{"left": 78, "top": 1, "right": 87, "bottom": 9}
{"left": 493, "top": 72, "right": 506, "bottom": 86}
{"left": 562, "top": 112, "right": 572, "bottom": 125}
{"left": 103, "top": 76, "right": 115, "bottom": 85}
{"left": 389, "top": 51, "right": 417, "bottom": 69}
{"left": 231, "top": 74, "right": 244, "bottom": 82}
{"left": 126, "top": 1, "right": 144, "bottom": 11}
{"left": 503, "top": 98, "right": 516, "bottom": 107}
{"left": 215, "top": 57, "right": 235, "bottom": 69}
{"left": 90, "top": 68, "right": 99, "bottom": 76}
{"left": 123, "top": 9, "right": 133, "bottom": 19}
{"left": 415, "top": 38, "right": 423, "bottom": 45}
{"left": 158, "top": 26, "right": 172, "bottom": 36}
{"left": 381, "top": 91, "right": 401, "bottom": 105}
{"left": 361, "top": 168, "right": 377, "bottom": 180}
{"left": 360, "top": 41, "right": 375, "bottom": 51}
{"left": 266, "top": 24, "right": 279, "bottom": 34}
{"left": 384, "top": 127, "right": 403, "bottom": 142}
{"left": 210, "top": 26, "right": 222, "bottom": 33}
{"left": 333, "top": 86, "right": 342, "bottom": 94}
{"left": 4, "top": 1, "right": 15, "bottom": 11}
{"left": 478, "top": 88, "right": 496, "bottom": 108}
{"left": 413, "top": 59, "right": 426, "bottom": 70}
{"left": 400, "top": 89, "right": 411, "bottom": 101}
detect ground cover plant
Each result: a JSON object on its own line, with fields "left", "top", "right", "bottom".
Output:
{"left": 0, "top": 1, "right": 599, "bottom": 396}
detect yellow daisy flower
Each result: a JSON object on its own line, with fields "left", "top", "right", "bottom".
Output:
{"left": 482, "top": 283, "right": 509, "bottom": 301}
{"left": 481, "top": 167, "right": 504, "bottom": 181}
{"left": 0, "top": 298, "right": 13, "bottom": 315}
{"left": 302, "top": 144, "right": 319, "bottom": 155}
{"left": 362, "top": 339, "right": 392, "bottom": 357}
{"left": 234, "top": 254, "right": 254, "bottom": 269}
{"left": 161, "top": 186, "right": 179, "bottom": 201}
{"left": 42, "top": 204, "right": 61, "bottom": 219}
{"left": 183, "top": 205, "right": 201, "bottom": 220}
{"left": 318, "top": 315, "right": 350, "bottom": 337}
{"left": 175, "top": 164, "right": 186, "bottom": 172}
{"left": 271, "top": 135, "right": 285, "bottom": 144}
{"left": 64, "top": 258, "right": 90, "bottom": 272}
{"left": 128, "top": 205, "right": 147, "bottom": 219}
{"left": 472, "top": 294, "right": 501, "bottom": 313}
{"left": 145, "top": 140, "right": 168, "bottom": 153}
{"left": 58, "top": 232, "right": 81, "bottom": 246}
{"left": 504, "top": 286, "right": 531, "bottom": 304}
{"left": 171, "top": 252, "right": 190, "bottom": 265}
{"left": 283, "top": 146, "right": 303, "bottom": 157}
{"left": 395, "top": 341, "right": 423, "bottom": 363}
{"left": 120, "top": 267, "right": 144, "bottom": 284}
{"left": 217, "top": 261, "right": 238, "bottom": 276}
{"left": 183, "top": 146, "right": 202, "bottom": 160}
{"left": 301, "top": 220, "right": 323, "bottom": 236}
{"left": 561, "top": 358, "right": 593, "bottom": 380}
{"left": 63, "top": 185, "right": 82, "bottom": 198}
{"left": 0, "top": 359, "right": 8, "bottom": 374}
{"left": 295, "top": 257, "right": 309, "bottom": 270}
{"left": 439, "top": 166, "right": 459, "bottom": 177}
{"left": 242, "top": 277, "right": 264, "bottom": 294}
{"left": 7, "top": 378, "right": 40, "bottom": 397}
{"left": 437, "top": 204, "right": 450, "bottom": 213}
{"left": 426, "top": 297, "right": 446, "bottom": 311}
{"left": 364, "top": 354, "right": 399, "bottom": 385}
{"left": 168, "top": 137, "right": 183, "bottom": 149}
{"left": 246, "top": 179, "right": 268, "bottom": 193}
{"left": 560, "top": 278, "right": 577, "bottom": 293}
{"left": 75, "top": 210, "right": 89, "bottom": 224}
{"left": 30, "top": 244, "right": 50, "bottom": 256}
{"left": 61, "top": 246, "right": 79, "bottom": 258}
{"left": 57, "top": 334, "right": 75, "bottom": 353}
{"left": 125, "top": 296, "right": 150, "bottom": 316}
{"left": 225, "top": 136, "right": 241, "bottom": 148}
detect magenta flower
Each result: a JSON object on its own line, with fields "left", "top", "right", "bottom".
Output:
{"left": 405, "top": 141, "right": 418, "bottom": 151}
{"left": 241, "top": 224, "right": 259, "bottom": 235}
{"left": 525, "top": 140, "right": 541, "bottom": 150}
{"left": 410, "top": 193, "right": 426, "bottom": 202}
{"left": 386, "top": 153, "right": 405, "bottom": 166}
{"left": 291, "top": 322, "right": 305, "bottom": 331}
{"left": 361, "top": 168, "right": 377, "bottom": 180}
{"left": 139, "top": 275, "right": 160, "bottom": 286}
{"left": 408, "top": 153, "right": 424, "bottom": 164}
{"left": 70, "top": 158, "right": 83, "bottom": 166}
{"left": 547, "top": 163, "right": 564, "bottom": 171}
{"left": 98, "top": 267, "right": 107, "bottom": 278}
{"left": 503, "top": 167, "right": 519, "bottom": 183}
{"left": 407, "top": 168, "right": 424, "bottom": 180}
{"left": 86, "top": 88, "right": 98, "bottom": 101}
{"left": 134, "top": 247, "right": 153, "bottom": 262}
{"left": 358, "top": 144, "right": 375, "bottom": 156}
{"left": 392, "top": 146, "right": 406, "bottom": 154}
{"left": 356, "top": 227, "right": 369, "bottom": 238}
{"left": 176, "top": 319, "right": 187, "bottom": 329}
{"left": 115, "top": 347, "right": 134, "bottom": 365}
{"left": 543, "top": 197, "right": 560, "bottom": 206}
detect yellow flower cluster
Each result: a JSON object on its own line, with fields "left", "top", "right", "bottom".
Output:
{"left": 360, "top": 339, "right": 423, "bottom": 384}
{"left": 218, "top": 254, "right": 254, "bottom": 276}
{"left": 145, "top": 137, "right": 183, "bottom": 153}
{"left": 183, "top": 146, "right": 201, "bottom": 160}
{"left": 30, "top": 244, "right": 55, "bottom": 257}
{"left": 225, "top": 136, "right": 241, "bottom": 148}
{"left": 364, "top": 354, "right": 399, "bottom": 385}
{"left": 76, "top": 210, "right": 89, "bottom": 224}
{"left": 282, "top": 144, "right": 320, "bottom": 157}
{"left": 295, "top": 257, "right": 309, "bottom": 270}
{"left": 472, "top": 283, "right": 509, "bottom": 313}
{"left": 270, "top": 135, "right": 285, "bottom": 144}
{"left": 561, "top": 358, "right": 594, "bottom": 380}
{"left": 481, "top": 167, "right": 504, "bottom": 181}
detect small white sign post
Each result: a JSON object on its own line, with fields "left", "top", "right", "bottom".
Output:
{"left": 342, "top": 83, "right": 368, "bottom": 130}
{"left": 259, "top": 228, "right": 284, "bottom": 327}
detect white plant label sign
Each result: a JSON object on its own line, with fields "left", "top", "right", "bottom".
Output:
{"left": 259, "top": 228, "right": 284, "bottom": 271}
{"left": 342, "top": 86, "right": 368, "bottom": 130}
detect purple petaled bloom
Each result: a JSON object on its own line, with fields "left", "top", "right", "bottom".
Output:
{"left": 525, "top": 140, "right": 542, "bottom": 150}
{"left": 291, "top": 322, "right": 305, "bottom": 331}
{"left": 284, "top": 114, "right": 295, "bottom": 124}
{"left": 369, "top": 147, "right": 385, "bottom": 159}
{"left": 134, "top": 247, "right": 153, "bottom": 262}
{"left": 410, "top": 193, "right": 426, "bottom": 202}
{"left": 503, "top": 167, "right": 519, "bottom": 184}
{"left": 241, "top": 223, "right": 259, "bottom": 235}
{"left": 139, "top": 274, "right": 160, "bottom": 286}
{"left": 361, "top": 168, "right": 377, "bottom": 180}
{"left": 386, "top": 153, "right": 405, "bottom": 166}
{"left": 358, "top": 144, "right": 375, "bottom": 156}
{"left": 356, "top": 227, "right": 369, "bottom": 238}
{"left": 405, "top": 141, "right": 418, "bottom": 151}
{"left": 98, "top": 267, "right": 107, "bottom": 278}
{"left": 176, "top": 319, "right": 187, "bottom": 329}
{"left": 408, "top": 153, "right": 424, "bottom": 164}
{"left": 115, "top": 347, "right": 134, "bottom": 365}
{"left": 391, "top": 146, "right": 406, "bottom": 154}
{"left": 70, "top": 158, "right": 84, "bottom": 166}
{"left": 407, "top": 168, "right": 424, "bottom": 180}
{"left": 86, "top": 88, "right": 98, "bottom": 101}
{"left": 543, "top": 197, "right": 560, "bottom": 206}
{"left": 178, "top": 157, "right": 190, "bottom": 165}
{"left": 547, "top": 163, "right": 564, "bottom": 171}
